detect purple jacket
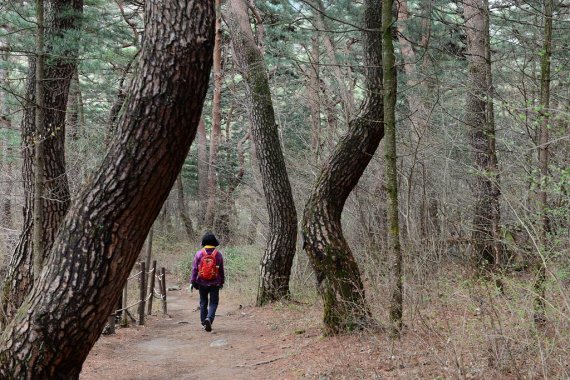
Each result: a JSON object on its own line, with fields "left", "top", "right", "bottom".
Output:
{"left": 191, "top": 247, "right": 225, "bottom": 287}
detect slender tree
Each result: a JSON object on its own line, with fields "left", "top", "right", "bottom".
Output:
{"left": 197, "top": 117, "right": 209, "bottom": 225}
{"left": 382, "top": 0, "right": 403, "bottom": 335}
{"left": 302, "top": 0, "right": 383, "bottom": 334}
{"left": 204, "top": 0, "right": 223, "bottom": 229}
{"left": 33, "top": 0, "right": 46, "bottom": 281}
{"left": 534, "top": 0, "right": 553, "bottom": 325}
{"left": 227, "top": 0, "right": 298, "bottom": 305}
{"left": 0, "top": 0, "right": 214, "bottom": 376}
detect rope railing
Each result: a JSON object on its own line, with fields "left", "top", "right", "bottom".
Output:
{"left": 106, "top": 260, "right": 168, "bottom": 334}
{"left": 127, "top": 270, "right": 143, "bottom": 281}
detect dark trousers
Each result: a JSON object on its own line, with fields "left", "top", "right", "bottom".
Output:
{"left": 198, "top": 286, "right": 220, "bottom": 324}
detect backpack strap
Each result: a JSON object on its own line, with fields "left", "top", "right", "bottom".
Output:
{"left": 202, "top": 248, "right": 218, "bottom": 257}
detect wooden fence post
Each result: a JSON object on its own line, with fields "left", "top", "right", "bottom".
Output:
{"left": 147, "top": 260, "right": 157, "bottom": 315}
{"left": 161, "top": 267, "right": 167, "bottom": 315}
{"left": 138, "top": 261, "right": 146, "bottom": 325}
{"left": 121, "top": 280, "right": 129, "bottom": 327}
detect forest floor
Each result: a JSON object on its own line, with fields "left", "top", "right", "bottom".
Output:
{"left": 80, "top": 279, "right": 448, "bottom": 380}
{"left": 80, "top": 269, "right": 567, "bottom": 379}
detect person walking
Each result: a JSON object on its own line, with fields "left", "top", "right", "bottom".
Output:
{"left": 191, "top": 232, "right": 225, "bottom": 332}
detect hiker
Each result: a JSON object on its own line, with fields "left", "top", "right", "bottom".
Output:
{"left": 191, "top": 232, "right": 225, "bottom": 332}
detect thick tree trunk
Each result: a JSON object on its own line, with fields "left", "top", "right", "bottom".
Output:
{"left": 302, "top": 0, "right": 383, "bottom": 334}
{"left": 204, "top": 0, "right": 223, "bottom": 229}
{"left": 227, "top": 0, "right": 298, "bottom": 305}
{"left": 464, "top": 0, "right": 503, "bottom": 270}
{"left": 0, "top": 0, "right": 214, "bottom": 377}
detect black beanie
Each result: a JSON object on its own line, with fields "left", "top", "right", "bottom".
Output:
{"left": 201, "top": 232, "right": 220, "bottom": 247}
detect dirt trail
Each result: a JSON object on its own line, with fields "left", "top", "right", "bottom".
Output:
{"left": 80, "top": 282, "right": 444, "bottom": 379}
{"left": 81, "top": 284, "right": 297, "bottom": 380}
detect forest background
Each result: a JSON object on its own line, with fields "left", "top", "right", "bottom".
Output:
{"left": 0, "top": 0, "right": 568, "bottom": 378}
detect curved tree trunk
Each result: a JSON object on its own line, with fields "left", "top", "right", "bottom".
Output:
{"left": 301, "top": 0, "right": 383, "bottom": 334}
{"left": 1, "top": 0, "right": 82, "bottom": 326}
{"left": 227, "top": 0, "right": 298, "bottom": 305}
{"left": 0, "top": 0, "right": 214, "bottom": 377}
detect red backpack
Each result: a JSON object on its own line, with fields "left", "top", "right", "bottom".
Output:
{"left": 198, "top": 249, "right": 219, "bottom": 280}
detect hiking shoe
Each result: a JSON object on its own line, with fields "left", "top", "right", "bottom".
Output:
{"left": 204, "top": 318, "right": 212, "bottom": 332}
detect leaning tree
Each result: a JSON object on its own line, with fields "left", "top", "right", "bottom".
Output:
{"left": 0, "top": 0, "right": 214, "bottom": 377}
{"left": 227, "top": 0, "right": 298, "bottom": 305}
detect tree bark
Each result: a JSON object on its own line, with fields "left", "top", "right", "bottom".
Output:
{"left": 301, "top": 0, "right": 383, "bottom": 334}
{"left": 66, "top": 67, "right": 82, "bottom": 141}
{"left": 227, "top": 0, "right": 298, "bottom": 305}
{"left": 0, "top": 0, "right": 214, "bottom": 376}
{"left": 463, "top": 0, "right": 503, "bottom": 270}
{"left": 1, "top": 0, "right": 83, "bottom": 326}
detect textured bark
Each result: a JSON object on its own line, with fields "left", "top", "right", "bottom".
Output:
{"left": 0, "top": 0, "right": 214, "bottom": 376}
{"left": 227, "top": 0, "right": 298, "bottom": 305}
{"left": 302, "top": 0, "right": 383, "bottom": 334}
{"left": 464, "top": 0, "right": 503, "bottom": 270}
{"left": 66, "top": 68, "right": 82, "bottom": 141}
{"left": 534, "top": 0, "right": 553, "bottom": 325}
{"left": 204, "top": 0, "right": 223, "bottom": 229}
